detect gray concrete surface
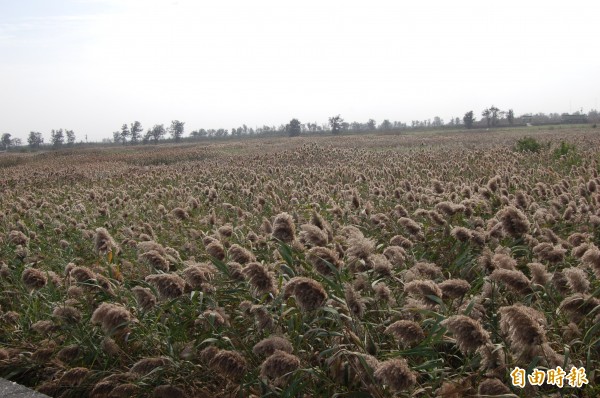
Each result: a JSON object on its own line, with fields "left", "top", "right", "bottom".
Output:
{"left": 0, "top": 378, "right": 50, "bottom": 398}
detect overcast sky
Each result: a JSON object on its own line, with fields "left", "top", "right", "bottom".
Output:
{"left": 1, "top": 0, "right": 599, "bottom": 142}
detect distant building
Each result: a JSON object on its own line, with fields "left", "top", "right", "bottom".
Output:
{"left": 561, "top": 113, "right": 588, "bottom": 124}
{"left": 521, "top": 114, "right": 533, "bottom": 124}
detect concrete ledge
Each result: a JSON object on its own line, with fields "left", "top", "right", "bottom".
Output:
{"left": 0, "top": 378, "right": 50, "bottom": 398}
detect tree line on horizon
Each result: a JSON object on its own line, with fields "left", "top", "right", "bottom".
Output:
{"left": 2, "top": 108, "right": 599, "bottom": 150}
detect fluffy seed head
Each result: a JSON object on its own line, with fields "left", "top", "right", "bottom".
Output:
{"left": 9, "top": 230, "right": 29, "bottom": 246}
{"left": 344, "top": 283, "right": 365, "bottom": 318}
{"left": 306, "top": 246, "right": 341, "bottom": 276}
{"left": 582, "top": 246, "right": 600, "bottom": 277}
{"left": 499, "top": 305, "right": 547, "bottom": 358}
{"left": 91, "top": 302, "right": 133, "bottom": 334}
{"left": 52, "top": 305, "right": 82, "bottom": 323}
{"left": 94, "top": 227, "right": 118, "bottom": 255}
{"left": 478, "top": 378, "right": 511, "bottom": 396}
{"left": 489, "top": 269, "right": 531, "bottom": 295}
{"left": 260, "top": 350, "right": 300, "bottom": 379}
{"left": 527, "top": 262, "right": 550, "bottom": 285}
{"left": 228, "top": 244, "right": 256, "bottom": 264}
{"left": 559, "top": 294, "right": 600, "bottom": 323}
{"left": 374, "top": 358, "right": 417, "bottom": 391}
{"left": 383, "top": 245, "right": 406, "bottom": 268}
{"left": 496, "top": 206, "right": 530, "bottom": 237}
{"left": 563, "top": 267, "right": 590, "bottom": 293}
{"left": 442, "top": 315, "right": 491, "bottom": 354}
{"left": 21, "top": 268, "right": 47, "bottom": 290}
{"left": 385, "top": 320, "right": 425, "bottom": 347}
{"left": 398, "top": 217, "right": 422, "bottom": 237}
{"left": 438, "top": 279, "right": 471, "bottom": 300}
{"left": 138, "top": 250, "right": 170, "bottom": 271}
{"left": 56, "top": 344, "right": 81, "bottom": 363}
{"left": 404, "top": 280, "right": 443, "bottom": 308}
{"left": 145, "top": 273, "right": 186, "bottom": 299}
{"left": 283, "top": 277, "right": 327, "bottom": 311}
{"left": 60, "top": 367, "right": 90, "bottom": 386}
{"left": 131, "top": 286, "right": 157, "bottom": 311}
{"left": 205, "top": 241, "right": 226, "bottom": 260}
{"left": 253, "top": 336, "right": 293, "bottom": 357}
{"left": 209, "top": 350, "right": 247, "bottom": 381}
{"left": 130, "top": 357, "right": 170, "bottom": 376}
{"left": 272, "top": 212, "right": 296, "bottom": 243}
{"left": 242, "top": 262, "right": 278, "bottom": 296}
{"left": 182, "top": 263, "right": 215, "bottom": 289}
{"left": 298, "top": 224, "right": 328, "bottom": 247}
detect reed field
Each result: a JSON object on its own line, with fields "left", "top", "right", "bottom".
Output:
{"left": 1, "top": 126, "right": 600, "bottom": 397}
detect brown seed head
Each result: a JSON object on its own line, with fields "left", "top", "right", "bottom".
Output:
{"left": 209, "top": 350, "right": 247, "bottom": 381}
{"left": 131, "top": 286, "right": 157, "bottom": 311}
{"left": 242, "top": 262, "right": 278, "bottom": 296}
{"left": 253, "top": 336, "right": 293, "bottom": 357}
{"left": 438, "top": 279, "right": 471, "bottom": 300}
{"left": 228, "top": 244, "right": 256, "bottom": 264}
{"left": 489, "top": 269, "right": 531, "bottom": 295}
{"left": 496, "top": 206, "right": 530, "bottom": 237}
{"left": 441, "top": 315, "right": 491, "bottom": 354}
{"left": 374, "top": 358, "right": 417, "bottom": 391}
{"left": 283, "top": 277, "right": 327, "bottom": 311}
{"left": 145, "top": 273, "right": 186, "bottom": 299}
{"left": 272, "top": 212, "right": 296, "bottom": 243}
{"left": 21, "top": 268, "right": 47, "bottom": 290}
{"left": 260, "top": 350, "right": 300, "bottom": 379}
{"left": 91, "top": 302, "right": 133, "bottom": 334}
{"left": 385, "top": 320, "right": 425, "bottom": 347}
{"left": 130, "top": 357, "right": 170, "bottom": 376}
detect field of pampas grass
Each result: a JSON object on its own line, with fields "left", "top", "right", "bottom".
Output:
{"left": 1, "top": 126, "right": 600, "bottom": 397}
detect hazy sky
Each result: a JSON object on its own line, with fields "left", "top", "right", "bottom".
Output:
{"left": 1, "top": 0, "right": 599, "bottom": 142}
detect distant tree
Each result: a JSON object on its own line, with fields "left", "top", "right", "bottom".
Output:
{"left": 50, "top": 129, "right": 64, "bottom": 148}
{"left": 432, "top": 116, "right": 443, "bottom": 127}
{"left": 350, "top": 122, "right": 362, "bottom": 132}
{"left": 482, "top": 108, "right": 491, "bottom": 127}
{"left": 507, "top": 109, "right": 515, "bottom": 125}
{"left": 66, "top": 130, "right": 76, "bottom": 146}
{"left": 379, "top": 119, "right": 392, "bottom": 130}
{"left": 463, "top": 111, "right": 475, "bottom": 129}
{"left": 120, "top": 124, "right": 130, "bottom": 145}
{"left": 286, "top": 118, "right": 301, "bottom": 137}
{"left": 143, "top": 129, "right": 152, "bottom": 144}
{"left": 1, "top": 133, "right": 12, "bottom": 150}
{"left": 367, "top": 119, "right": 376, "bottom": 130}
{"left": 169, "top": 120, "right": 185, "bottom": 142}
{"left": 455, "top": 117, "right": 460, "bottom": 126}
{"left": 113, "top": 131, "right": 122, "bottom": 144}
{"left": 329, "top": 115, "right": 344, "bottom": 134}
{"left": 28, "top": 131, "right": 43, "bottom": 148}
{"left": 490, "top": 106, "right": 500, "bottom": 126}
{"left": 482, "top": 105, "right": 500, "bottom": 127}
{"left": 150, "top": 124, "right": 166, "bottom": 144}
{"left": 130, "top": 121, "right": 143, "bottom": 144}
{"left": 192, "top": 128, "right": 207, "bottom": 138}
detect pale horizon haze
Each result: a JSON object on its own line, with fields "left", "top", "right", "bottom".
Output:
{"left": 1, "top": 0, "right": 600, "bottom": 142}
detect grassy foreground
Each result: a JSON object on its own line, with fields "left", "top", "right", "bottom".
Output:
{"left": 1, "top": 126, "right": 600, "bottom": 397}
